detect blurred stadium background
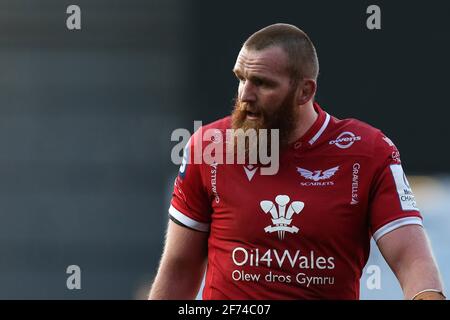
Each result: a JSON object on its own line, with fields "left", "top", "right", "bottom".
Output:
{"left": 0, "top": 0, "right": 448, "bottom": 299}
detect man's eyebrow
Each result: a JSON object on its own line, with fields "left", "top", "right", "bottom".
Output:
{"left": 233, "top": 70, "right": 274, "bottom": 82}
{"left": 249, "top": 74, "right": 277, "bottom": 85}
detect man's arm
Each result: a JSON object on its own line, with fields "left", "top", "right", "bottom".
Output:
{"left": 148, "top": 220, "right": 209, "bottom": 299}
{"left": 377, "top": 224, "right": 445, "bottom": 300}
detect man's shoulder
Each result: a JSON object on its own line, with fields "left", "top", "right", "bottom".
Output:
{"left": 189, "top": 116, "right": 231, "bottom": 152}
{"left": 331, "top": 115, "right": 383, "bottom": 137}
{"left": 200, "top": 116, "right": 232, "bottom": 132}
{"left": 326, "top": 115, "right": 394, "bottom": 156}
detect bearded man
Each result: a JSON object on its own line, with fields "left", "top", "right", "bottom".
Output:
{"left": 149, "top": 24, "right": 445, "bottom": 300}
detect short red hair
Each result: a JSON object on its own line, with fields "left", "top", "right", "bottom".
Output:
{"left": 244, "top": 23, "right": 319, "bottom": 82}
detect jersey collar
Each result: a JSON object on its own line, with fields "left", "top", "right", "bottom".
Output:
{"left": 291, "top": 102, "right": 330, "bottom": 150}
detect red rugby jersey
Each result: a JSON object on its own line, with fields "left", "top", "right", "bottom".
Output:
{"left": 169, "top": 102, "right": 422, "bottom": 299}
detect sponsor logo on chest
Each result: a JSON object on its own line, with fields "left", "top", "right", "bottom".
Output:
{"left": 296, "top": 166, "right": 339, "bottom": 186}
{"left": 329, "top": 131, "right": 361, "bottom": 149}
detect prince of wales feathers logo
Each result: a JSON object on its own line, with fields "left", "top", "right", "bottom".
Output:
{"left": 260, "top": 195, "right": 304, "bottom": 240}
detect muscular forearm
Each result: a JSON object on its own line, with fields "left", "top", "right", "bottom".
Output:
{"left": 397, "top": 258, "right": 444, "bottom": 299}
{"left": 378, "top": 225, "right": 445, "bottom": 300}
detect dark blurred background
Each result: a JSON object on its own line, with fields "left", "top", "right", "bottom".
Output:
{"left": 0, "top": 0, "right": 448, "bottom": 299}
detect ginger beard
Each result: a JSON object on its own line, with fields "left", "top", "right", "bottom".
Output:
{"left": 230, "top": 86, "right": 299, "bottom": 162}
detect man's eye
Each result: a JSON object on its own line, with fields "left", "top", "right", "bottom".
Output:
{"left": 253, "top": 79, "right": 264, "bottom": 86}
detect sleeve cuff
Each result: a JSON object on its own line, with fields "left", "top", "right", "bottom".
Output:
{"left": 373, "top": 216, "right": 423, "bottom": 242}
{"left": 168, "top": 205, "right": 210, "bottom": 232}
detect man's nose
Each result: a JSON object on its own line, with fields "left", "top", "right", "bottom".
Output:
{"left": 240, "top": 81, "right": 256, "bottom": 103}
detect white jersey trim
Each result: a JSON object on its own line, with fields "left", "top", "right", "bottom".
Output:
{"left": 373, "top": 216, "right": 423, "bottom": 242}
{"left": 309, "top": 113, "right": 331, "bottom": 145}
{"left": 169, "top": 205, "right": 210, "bottom": 232}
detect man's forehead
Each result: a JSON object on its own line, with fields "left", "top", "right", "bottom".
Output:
{"left": 234, "top": 46, "right": 289, "bottom": 75}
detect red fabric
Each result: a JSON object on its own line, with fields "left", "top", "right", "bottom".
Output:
{"left": 170, "top": 103, "right": 421, "bottom": 299}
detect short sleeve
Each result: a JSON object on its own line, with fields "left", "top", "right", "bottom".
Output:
{"left": 169, "top": 130, "right": 212, "bottom": 232}
{"left": 369, "top": 133, "right": 422, "bottom": 241}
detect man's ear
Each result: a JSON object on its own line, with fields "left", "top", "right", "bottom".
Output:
{"left": 296, "top": 79, "right": 317, "bottom": 105}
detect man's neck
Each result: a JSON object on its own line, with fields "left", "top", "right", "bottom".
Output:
{"left": 289, "top": 101, "right": 318, "bottom": 144}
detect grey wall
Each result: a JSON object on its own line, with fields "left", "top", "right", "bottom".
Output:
{"left": 0, "top": 0, "right": 191, "bottom": 298}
